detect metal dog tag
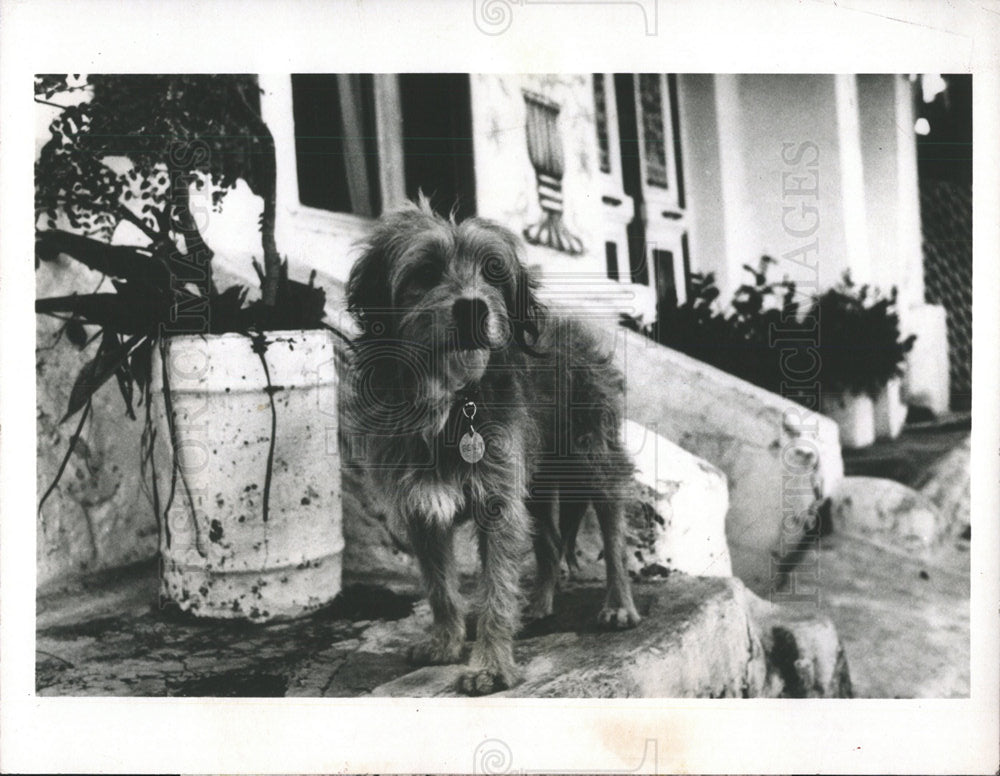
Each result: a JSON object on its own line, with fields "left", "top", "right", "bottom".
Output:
{"left": 460, "top": 430, "right": 485, "bottom": 463}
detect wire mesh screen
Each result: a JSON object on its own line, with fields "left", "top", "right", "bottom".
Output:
{"left": 920, "top": 178, "right": 972, "bottom": 411}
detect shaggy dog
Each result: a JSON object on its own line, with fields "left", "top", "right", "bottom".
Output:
{"left": 345, "top": 200, "right": 640, "bottom": 695}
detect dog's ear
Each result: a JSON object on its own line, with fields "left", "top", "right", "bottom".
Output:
{"left": 507, "top": 259, "right": 545, "bottom": 356}
{"left": 349, "top": 202, "right": 448, "bottom": 339}
{"left": 347, "top": 231, "right": 393, "bottom": 340}
{"left": 474, "top": 220, "right": 546, "bottom": 356}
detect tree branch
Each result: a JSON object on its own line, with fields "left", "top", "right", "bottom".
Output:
{"left": 168, "top": 180, "right": 215, "bottom": 296}
{"left": 235, "top": 79, "right": 280, "bottom": 308}
{"left": 114, "top": 205, "right": 162, "bottom": 244}
{"left": 35, "top": 98, "right": 68, "bottom": 111}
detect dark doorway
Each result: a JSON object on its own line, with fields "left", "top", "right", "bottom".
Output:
{"left": 399, "top": 74, "right": 477, "bottom": 222}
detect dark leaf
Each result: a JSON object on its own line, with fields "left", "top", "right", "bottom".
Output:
{"left": 36, "top": 230, "right": 169, "bottom": 287}
{"left": 104, "top": 330, "right": 136, "bottom": 420}
{"left": 114, "top": 362, "right": 136, "bottom": 421}
{"left": 65, "top": 320, "right": 88, "bottom": 349}
{"left": 36, "top": 293, "right": 157, "bottom": 335}
{"left": 130, "top": 339, "right": 153, "bottom": 391}
{"left": 62, "top": 333, "right": 144, "bottom": 422}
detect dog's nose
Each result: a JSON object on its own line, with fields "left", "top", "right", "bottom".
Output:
{"left": 452, "top": 297, "right": 490, "bottom": 344}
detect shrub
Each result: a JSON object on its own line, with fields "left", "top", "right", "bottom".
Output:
{"left": 811, "top": 272, "right": 915, "bottom": 399}
{"left": 621, "top": 256, "right": 812, "bottom": 396}
{"left": 622, "top": 260, "right": 915, "bottom": 404}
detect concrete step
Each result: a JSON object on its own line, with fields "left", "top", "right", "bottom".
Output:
{"left": 341, "top": 420, "right": 733, "bottom": 583}
{"left": 798, "top": 531, "right": 969, "bottom": 698}
{"left": 595, "top": 321, "right": 844, "bottom": 595}
{"left": 371, "top": 575, "right": 850, "bottom": 698}
{"left": 829, "top": 475, "right": 966, "bottom": 556}
{"left": 35, "top": 565, "right": 850, "bottom": 699}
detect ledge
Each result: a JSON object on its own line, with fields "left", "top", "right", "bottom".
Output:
{"left": 36, "top": 564, "right": 850, "bottom": 699}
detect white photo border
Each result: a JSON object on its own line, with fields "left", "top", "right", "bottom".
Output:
{"left": 2, "top": 0, "right": 998, "bottom": 773}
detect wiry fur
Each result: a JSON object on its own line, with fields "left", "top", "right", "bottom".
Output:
{"left": 345, "top": 200, "right": 640, "bottom": 695}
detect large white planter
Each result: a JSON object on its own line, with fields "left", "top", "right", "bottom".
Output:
{"left": 151, "top": 330, "right": 343, "bottom": 622}
{"left": 874, "top": 377, "right": 906, "bottom": 440}
{"left": 822, "top": 391, "right": 875, "bottom": 449}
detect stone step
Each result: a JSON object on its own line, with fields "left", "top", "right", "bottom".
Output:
{"left": 621, "top": 419, "right": 731, "bottom": 578}
{"left": 36, "top": 566, "right": 851, "bottom": 699}
{"left": 829, "top": 475, "right": 962, "bottom": 555}
{"left": 341, "top": 421, "right": 733, "bottom": 583}
{"left": 370, "top": 575, "right": 850, "bottom": 698}
{"left": 595, "top": 320, "right": 844, "bottom": 595}
{"left": 792, "top": 531, "right": 969, "bottom": 698}
{"left": 914, "top": 434, "right": 970, "bottom": 536}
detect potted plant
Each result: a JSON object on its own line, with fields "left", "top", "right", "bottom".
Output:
{"left": 811, "top": 273, "right": 915, "bottom": 448}
{"left": 35, "top": 75, "right": 346, "bottom": 621}
{"left": 621, "top": 256, "right": 812, "bottom": 397}
{"left": 620, "top": 260, "right": 915, "bottom": 448}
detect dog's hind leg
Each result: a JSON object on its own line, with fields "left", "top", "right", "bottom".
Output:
{"left": 406, "top": 519, "right": 466, "bottom": 666}
{"left": 460, "top": 499, "right": 529, "bottom": 695}
{"left": 593, "top": 498, "right": 641, "bottom": 629}
{"left": 558, "top": 494, "right": 588, "bottom": 578}
{"left": 525, "top": 495, "right": 559, "bottom": 620}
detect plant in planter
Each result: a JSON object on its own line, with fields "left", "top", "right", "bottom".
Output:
{"left": 35, "top": 75, "right": 347, "bottom": 621}
{"left": 810, "top": 272, "right": 915, "bottom": 447}
{"left": 621, "top": 256, "right": 812, "bottom": 397}
{"left": 621, "top": 259, "right": 915, "bottom": 447}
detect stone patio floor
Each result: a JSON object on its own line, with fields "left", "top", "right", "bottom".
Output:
{"left": 35, "top": 416, "right": 971, "bottom": 698}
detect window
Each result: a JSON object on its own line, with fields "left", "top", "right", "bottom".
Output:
{"left": 605, "top": 241, "right": 620, "bottom": 282}
{"left": 596, "top": 73, "right": 690, "bottom": 307}
{"left": 398, "top": 74, "right": 476, "bottom": 222}
{"left": 259, "top": 74, "right": 477, "bottom": 282}
{"left": 291, "top": 74, "right": 381, "bottom": 217}
{"left": 288, "top": 74, "right": 475, "bottom": 220}
{"left": 614, "top": 73, "right": 649, "bottom": 285}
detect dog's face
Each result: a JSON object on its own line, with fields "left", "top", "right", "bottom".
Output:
{"left": 347, "top": 202, "right": 542, "bottom": 398}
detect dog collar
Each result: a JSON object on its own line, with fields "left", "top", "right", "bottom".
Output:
{"left": 456, "top": 385, "right": 485, "bottom": 464}
{"left": 455, "top": 383, "right": 481, "bottom": 404}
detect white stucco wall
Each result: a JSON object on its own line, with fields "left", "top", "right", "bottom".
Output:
{"left": 471, "top": 74, "right": 603, "bottom": 280}
{"left": 857, "top": 74, "right": 925, "bottom": 311}
{"left": 676, "top": 75, "right": 728, "bottom": 288}
{"left": 680, "top": 73, "right": 927, "bottom": 306}
{"left": 468, "top": 74, "right": 656, "bottom": 322}
{"left": 679, "top": 74, "right": 915, "bottom": 304}
{"left": 37, "top": 72, "right": 936, "bottom": 586}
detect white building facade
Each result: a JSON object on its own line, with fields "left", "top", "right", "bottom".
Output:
{"left": 206, "top": 73, "right": 947, "bottom": 415}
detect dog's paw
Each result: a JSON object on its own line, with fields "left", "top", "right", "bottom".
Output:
{"left": 458, "top": 666, "right": 519, "bottom": 696}
{"left": 407, "top": 638, "right": 464, "bottom": 666}
{"left": 597, "top": 604, "right": 641, "bottom": 630}
{"left": 523, "top": 594, "right": 554, "bottom": 622}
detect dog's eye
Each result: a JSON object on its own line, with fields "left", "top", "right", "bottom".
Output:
{"left": 408, "top": 263, "right": 441, "bottom": 288}
{"left": 481, "top": 255, "right": 512, "bottom": 286}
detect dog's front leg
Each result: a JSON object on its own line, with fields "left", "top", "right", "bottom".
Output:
{"left": 459, "top": 497, "right": 529, "bottom": 695}
{"left": 406, "top": 518, "right": 466, "bottom": 666}
{"left": 594, "top": 499, "right": 641, "bottom": 629}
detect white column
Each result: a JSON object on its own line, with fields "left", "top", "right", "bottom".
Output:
{"left": 894, "top": 75, "right": 925, "bottom": 310}
{"left": 834, "top": 74, "right": 872, "bottom": 285}
{"left": 257, "top": 74, "right": 299, "bottom": 224}
{"left": 712, "top": 74, "right": 754, "bottom": 300}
